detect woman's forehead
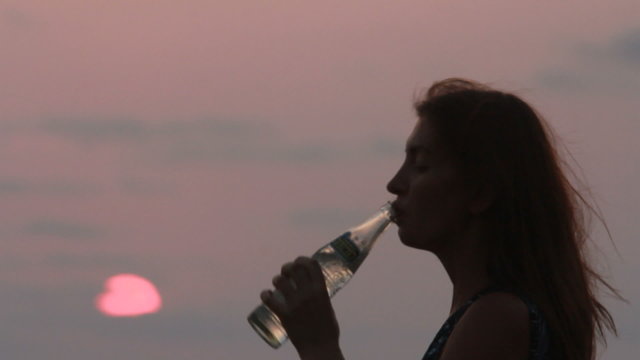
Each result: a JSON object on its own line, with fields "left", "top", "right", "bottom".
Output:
{"left": 406, "top": 119, "right": 458, "bottom": 164}
{"left": 406, "top": 119, "right": 436, "bottom": 150}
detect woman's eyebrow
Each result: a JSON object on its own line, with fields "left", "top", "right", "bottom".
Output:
{"left": 405, "top": 144, "right": 431, "bottom": 154}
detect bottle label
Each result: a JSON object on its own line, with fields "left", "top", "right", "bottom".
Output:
{"left": 330, "top": 232, "right": 360, "bottom": 263}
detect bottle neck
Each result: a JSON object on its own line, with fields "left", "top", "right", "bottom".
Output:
{"left": 348, "top": 202, "right": 394, "bottom": 251}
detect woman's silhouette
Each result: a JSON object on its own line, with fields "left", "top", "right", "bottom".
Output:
{"left": 260, "top": 78, "right": 625, "bottom": 360}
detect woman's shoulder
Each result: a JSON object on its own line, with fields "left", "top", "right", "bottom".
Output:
{"left": 437, "top": 292, "right": 530, "bottom": 359}
{"left": 442, "top": 292, "right": 529, "bottom": 359}
{"left": 423, "top": 286, "right": 551, "bottom": 360}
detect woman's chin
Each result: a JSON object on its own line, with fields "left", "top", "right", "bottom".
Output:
{"left": 398, "top": 228, "right": 416, "bottom": 247}
{"left": 397, "top": 226, "right": 407, "bottom": 242}
{"left": 398, "top": 229, "right": 433, "bottom": 251}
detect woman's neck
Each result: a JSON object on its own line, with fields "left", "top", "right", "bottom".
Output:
{"left": 437, "top": 220, "right": 493, "bottom": 316}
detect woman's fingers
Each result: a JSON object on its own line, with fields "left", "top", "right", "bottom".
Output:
{"left": 260, "top": 256, "right": 340, "bottom": 353}
{"left": 272, "top": 274, "right": 296, "bottom": 297}
{"left": 260, "top": 289, "right": 290, "bottom": 318}
{"left": 282, "top": 257, "right": 313, "bottom": 291}
{"left": 298, "top": 257, "right": 327, "bottom": 294}
{"left": 262, "top": 257, "right": 326, "bottom": 314}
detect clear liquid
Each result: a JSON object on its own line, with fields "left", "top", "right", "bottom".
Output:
{"left": 313, "top": 243, "right": 357, "bottom": 297}
{"left": 247, "top": 240, "right": 360, "bottom": 348}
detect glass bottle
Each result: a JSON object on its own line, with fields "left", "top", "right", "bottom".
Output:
{"left": 247, "top": 201, "right": 394, "bottom": 348}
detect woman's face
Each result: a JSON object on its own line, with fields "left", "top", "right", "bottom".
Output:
{"left": 387, "top": 118, "right": 475, "bottom": 253}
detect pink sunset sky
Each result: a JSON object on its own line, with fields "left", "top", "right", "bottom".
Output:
{"left": 1, "top": 1, "right": 639, "bottom": 359}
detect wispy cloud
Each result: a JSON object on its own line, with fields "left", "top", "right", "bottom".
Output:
{"left": 367, "top": 136, "right": 404, "bottom": 157}
{"left": 22, "top": 219, "right": 107, "bottom": 239}
{"left": 118, "top": 177, "right": 176, "bottom": 196}
{"left": 534, "top": 27, "right": 640, "bottom": 94}
{"left": 0, "top": 178, "right": 101, "bottom": 196}
{"left": 606, "top": 28, "right": 640, "bottom": 65}
{"left": 42, "top": 253, "right": 135, "bottom": 270}
{"left": 156, "top": 137, "right": 345, "bottom": 165}
{"left": 149, "top": 127, "right": 402, "bottom": 167}
{"left": 16, "top": 117, "right": 403, "bottom": 167}
{"left": 37, "top": 117, "right": 274, "bottom": 144}
{"left": 39, "top": 118, "right": 150, "bottom": 143}
{"left": 1, "top": 6, "right": 36, "bottom": 31}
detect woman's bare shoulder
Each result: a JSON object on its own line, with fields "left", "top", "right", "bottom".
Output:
{"left": 439, "top": 292, "right": 530, "bottom": 360}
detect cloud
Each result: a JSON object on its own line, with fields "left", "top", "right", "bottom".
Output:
{"left": 0, "top": 178, "right": 101, "bottom": 196}
{"left": 367, "top": 136, "right": 404, "bottom": 157}
{"left": 609, "top": 28, "right": 640, "bottom": 65}
{"left": 42, "top": 253, "right": 135, "bottom": 270}
{"left": 148, "top": 127, "right": 402, "bottom": 166}
{"left": 570, "top": 26, "right": 640, "bottom": 68}
{"left": 533, "top": 27, "right": 640, "bottom": 94}
{"left": 38, "top": 117, "right": 274, "bottom": 144}
{"left": 535, "top": 68, "right": 589, "bottom": 92}
{"left": 118, "top": 177, "right": 176, "bottom": 196}
{"left": 39, "top": 117, "right": 152, "bottom": 143}
{"left": 0, "top": 252, "right": 137, "bottom": 278}
{"left": 158, "top": 137, "right": 344, "bottom": 165}
{"left": 1, "top": 7, "right": 36, "bottom": 31}
{"left": 7, "top": 117, "right": 403, "bottom": 171}
{"left": 22, "top": 219, "right": 107, "bottom": 239}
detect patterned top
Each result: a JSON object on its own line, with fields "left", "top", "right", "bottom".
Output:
{"left": 422, "top": 285, "right": 551, "bottom": 360}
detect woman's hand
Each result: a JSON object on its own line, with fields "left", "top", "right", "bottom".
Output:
{"left": 260, "top": 256, "right": 344, "bottom": 360}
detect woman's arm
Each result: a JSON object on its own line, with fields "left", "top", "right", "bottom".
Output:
{"left": 260, "top": 256, "right": 346, "bottom": 360}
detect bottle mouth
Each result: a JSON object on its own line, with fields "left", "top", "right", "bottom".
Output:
{"left": 382, "top": 201, "right": 397, "bottom": 223}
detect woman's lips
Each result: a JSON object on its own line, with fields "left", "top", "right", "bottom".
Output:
{"left": 391, "top": 203, "right": 404, "bottom": 225}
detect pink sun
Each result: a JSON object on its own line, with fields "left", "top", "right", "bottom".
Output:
{"left": 96, "top": 274, "right": 162, "bottom": 317}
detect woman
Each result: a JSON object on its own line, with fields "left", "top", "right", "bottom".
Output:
{"left": 259, "top": 78, "right": 624, "bottom": 360}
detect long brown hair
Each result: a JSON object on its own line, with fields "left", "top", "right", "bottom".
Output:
{"left": 413, "top": 78, "right": 626, "bottom": 360}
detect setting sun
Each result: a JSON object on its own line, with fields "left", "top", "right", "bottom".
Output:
{"left": 96, "top": 274, "right": 162, "bottom": 317}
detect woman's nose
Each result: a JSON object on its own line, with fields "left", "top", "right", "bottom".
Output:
{"left": 386, "top": 169, "right": 405, "bottom": 196}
